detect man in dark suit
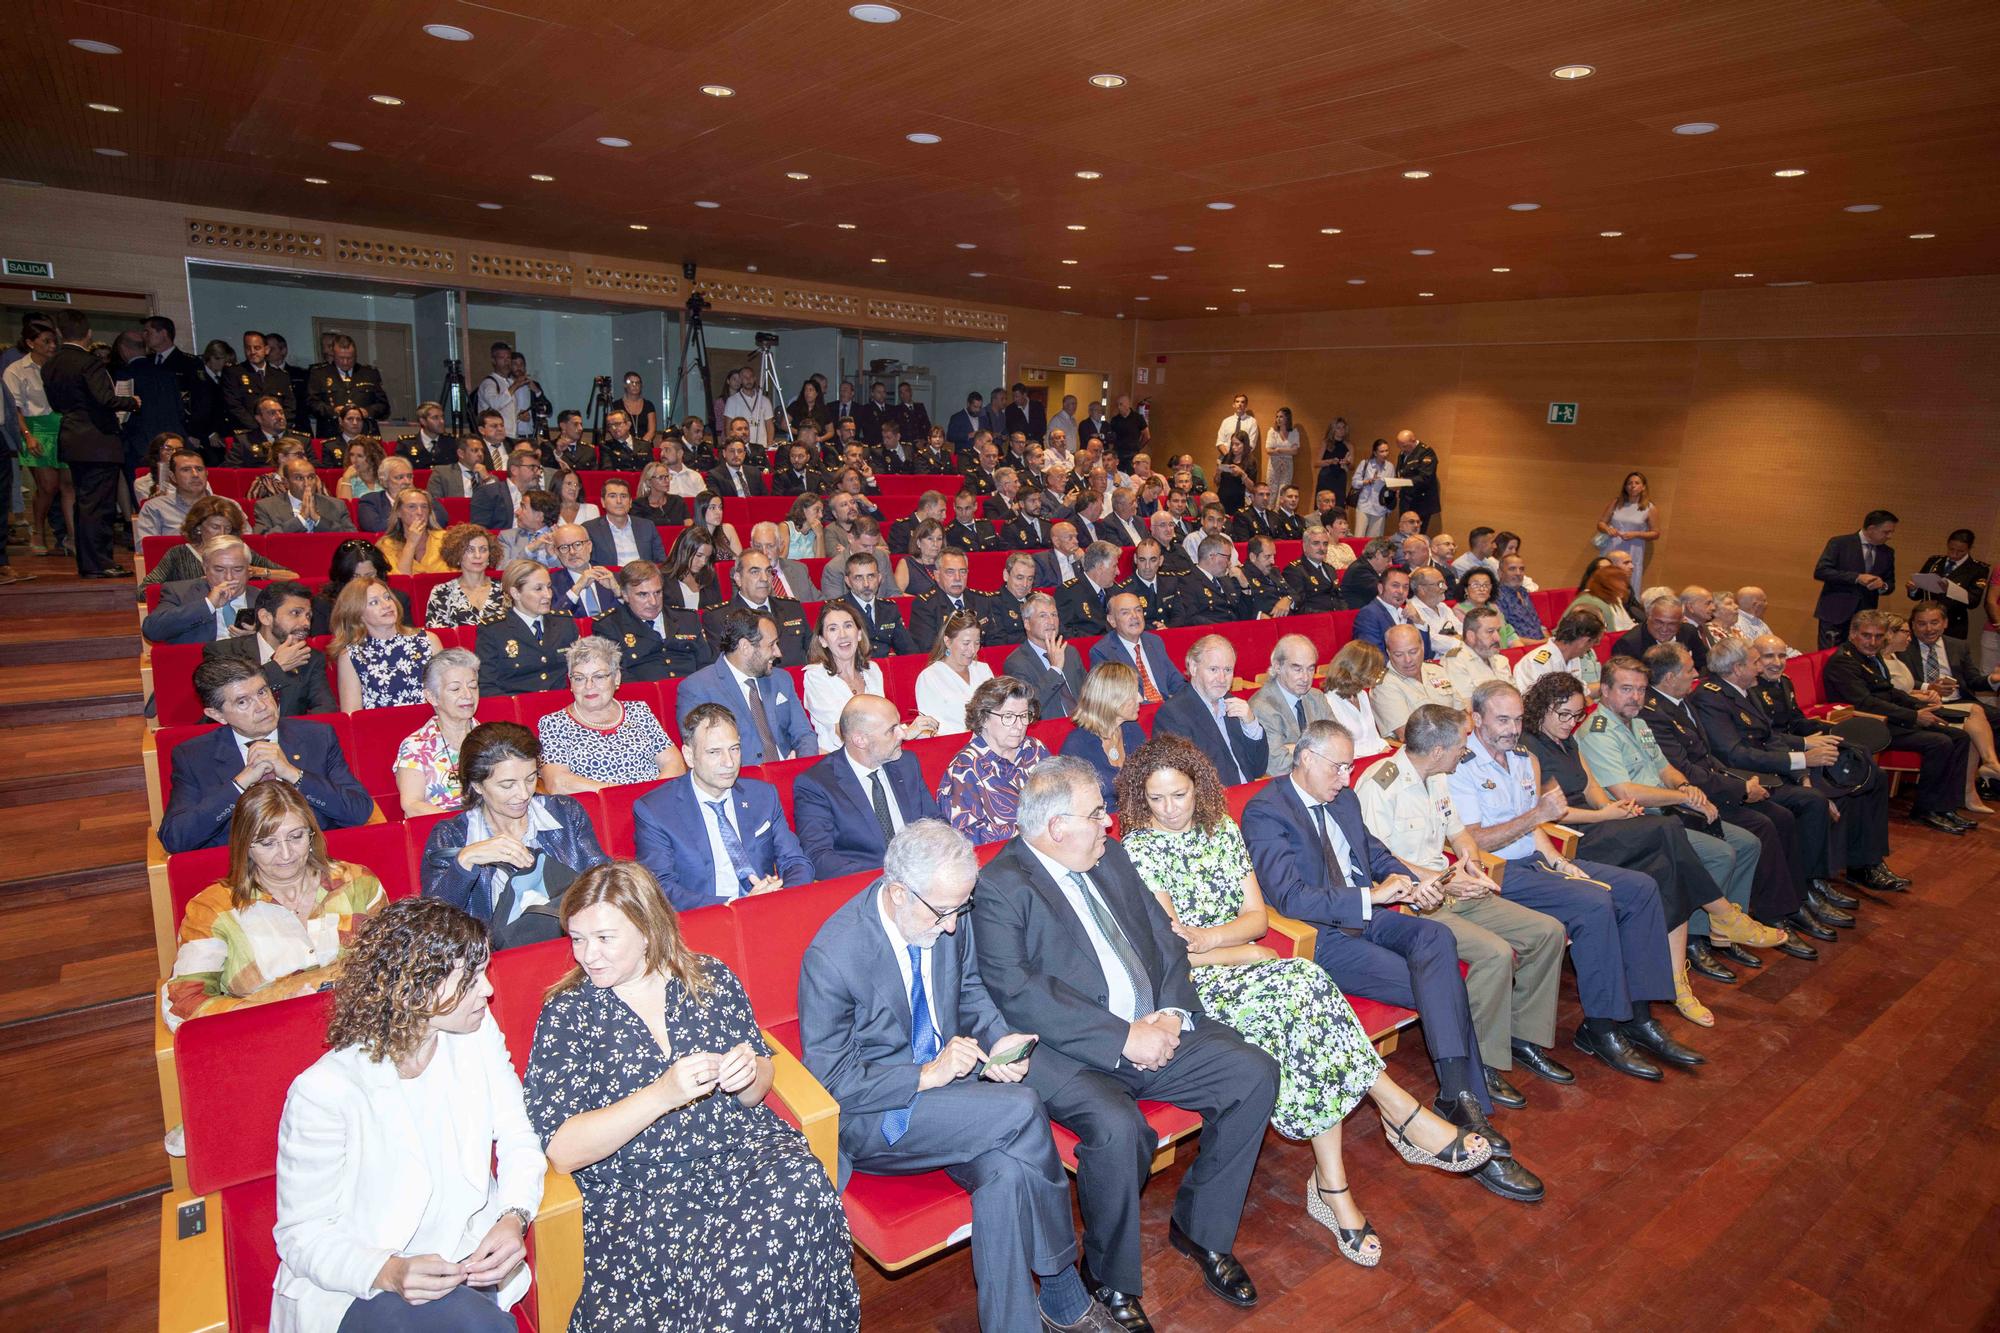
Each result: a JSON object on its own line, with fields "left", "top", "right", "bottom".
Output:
{"left": 143, "top": 539, "right": 254, "bottom": 645}
{"left": 358, "top": 456, "right": 446, "bottom": 533}
{"left": 907, "top": 549, "right": 984, "bottom": 653}
{"left": 1118, "top": 539, "right": 1180, "bottom": 629}
{"left": 224, "top": 394, "right": 297, "bottom": 467}
{"left": 855, "top": 381, "right": 894, "bottom": 446}
{"left": 800, "top": 821, "right": 1116, "bottom": 1333}
{"left": 200, "top": 581, "right": 336, "bottom": 718}
{"left": 945, "top": 392, "right": 985, "bottom": 455}
{"left": 1168, "top": 537, "right": 1251, "bottom": 627}
{"left": 973, "top": 758, "right": 1278, "bottom": 1326}
{"left": 979, "top": 555, "right": 1037, "bottom": 648}
{"left": 1003, "top": 490, "right": 1055, "bottom": 552}
{"left": 1153, "top": 636, "right": 1267, "bottom": 784}
{"left": 892, "top": 381, "right": 932, "bottom": 447}
{"left": 1812, "top": 510, "right": 1898, "bottom": 647}
{"left": 41, "top": 309, "right": 138, "bottom": 578}
{"left": 1002, "top": 384, "right": 1047, "bottom": 442}
{"left": 1244, "top": 720, "right": 1545, "bottom": 1203}
{"left": 159, "top": 657, "right": 373, "bottom": 853}
{"left": 122, "top": 315, "right": 204, "bottom": 461}
{"left": 1903, "top": 602, "right": 2000, "bottom": 729}
{"left": 871, "top": 420, "right": 918, "bottom": 476}
{"left": 1229, "top": 483, "right": 1285, "bottom": 540}
{"left": 1004, "top": 593, "right": 1087, "bottom": 718}
{"left": 704, "top": 436, "right": 765, "bottom": 497}
{"left": 304, "top": 334, "right": 391, "bottom": 437}
{"left": 771, "top": 439, "right": 826, "bottom": 497}
{"left": 634, "top": 703, "right": 815, "bottom": 910}
{"left": 674, "top": 609, "right": 817, "bottom": 767}
{"left": 220, "top": 330, "right": 295, "bottom": 432}
{"left": 1090, "top": 593, "right": 1188, "bottom": 705}
{"left": 1823, "top": 610, "right": 1976, "bottom": 833}
{"left": 262, "top": 332, "right": 311, "bottom": 420}
{"left": 1338, "top": 538, "right": 1395, "bottom": 611}
{"left": 1056, "top": 542, "right": 1122, "bottom": 639}
{"left": 1906, "top": 528, "right": 1990, "bottom": 642}
{"left": 1394, "top": 429, "right": 1442, "bottom": 533}
{"left": 547, "top": 524, "right": 624, "bottom": 621}
{"left": 795, "top": 695, "right": 942, "bottom": 880}
{"left": 584, "top": 479, "right": 668, "bottom": 568}
{"left": 539, "top": 411, "right": 599, "bottom": 472}
{"left": 1611, "top": 594, "right": 1709, "bottom": 675}
{"left": 252, "top": 457, "right": 356, "bottom": 534}
{"left": 885, "top": 492, "right": 948, "bottom": 556}
{"left": 590, "top": 561, "right": 712, "bottom": 682}
{"left": 831, "top": 551, "right": 916, "bottom": 658}
{"left": 1285, "top": 524, "right": 1345, "bottom": 613}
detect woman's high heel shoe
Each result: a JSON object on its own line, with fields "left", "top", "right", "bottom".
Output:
{"left": 1381, "top": 1103, "right": 1492, "bottom": 1174}
{"left": 1306, "top": 1175, "right": 1381, "bottom": 1268}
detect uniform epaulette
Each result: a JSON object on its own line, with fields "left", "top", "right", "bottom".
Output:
{"left": 1700, "top": 681, "right": 1722, "bottom": 692}
{"left": 1587, "top": 714, "right": 1610, "bottom": 732}
{"left": 1370, "top": 760, "right": 1399, "bottom": 788}
{"left": 1531, "top": 647, "right": 1553, "bottom": 663}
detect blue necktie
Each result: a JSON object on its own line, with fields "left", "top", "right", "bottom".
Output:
{"left": 705, "top": 799, "right": 753, "bottom": 894}
{"left": 882, "top": 945, "right": 938, "bottom": 1144}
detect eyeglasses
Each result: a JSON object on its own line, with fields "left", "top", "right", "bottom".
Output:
{"left": 1553, "top": 707, "right": 1587, "bottom": 723}
{"left": 908, "top": 888, "right": 975, "bottom": 922}
{"left": 989, "top": 711, "right": 1034, "bottom": 725}
{"left": 1298, "top": 749, "right": 1355, "bottom": 776}
{"left": 556, "top": 540, "right": 589, "bottom": 554}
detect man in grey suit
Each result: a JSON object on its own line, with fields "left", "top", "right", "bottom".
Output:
{"left": 1004, "top": 592, "right": 1088, "bottom": 720}
{"left": 143, "top": 537, "right": 253, "bottom": 645}
{"left": 1249, "top": 633, "right": 1338, "bottom": 775}
{"left": 251, "top": 457, "right": 356, "bottom": 534}
{"left": 425, "top": 427, "right": 496, "bottom": 499}
{"left": 974, "top": 759, "right": 1278, "bottom": 1329}
{"left": 800, "top": 821, "right": 1119, "bottom": 1333}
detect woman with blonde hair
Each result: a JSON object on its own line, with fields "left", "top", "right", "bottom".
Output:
{"left": 163, "top": 779, "right": 387, "bottom": 1030}
{"left": 331, "top": 576, "right": 442, "bottom": 711}
{"left": 273, "top": 897, "right": 543, "bottom": 1332}
{"left": 1058, "top": 660, "right": 1148, "bottom": 800}
{"left": 1322, "top": 641, "right": 1393, "bottom": 757}
{"left": 632, "top": 462, "right": 680, "bottom": 526}
{"left": 525, "top": 862, "right": 859, "bottom": 1331}
{"left": 377, "top": 487, "right": 451, "bottom": 575}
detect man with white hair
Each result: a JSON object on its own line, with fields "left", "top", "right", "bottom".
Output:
{"left": 143, "top": 536, "right": 252, "bottom": 644}
{"left": 1733, "top": 586, "right": 1780, "bottom": 644}
{"left": 748, "top": 521, "right": 819, "bottom": 603}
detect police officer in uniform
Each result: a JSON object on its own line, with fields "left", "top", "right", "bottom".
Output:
{"left": 908, "top": 549, "right": 985, "bottom": 653}
{"left": 1168, "top": 535, "right": 1251, "bottom": 626}
{"left": 703, "top": 549, "right": 813, "bottom": 667}
{"left": 977, "top": 555, "right": 1035, "bottom": 648}
{"left": 1284, "top": 526, "right": 1345, "bottom": 613}
{"left": 1357, "top": 705, "right": 1573, "bottom": 1107}
{"left": 1118, "top": 538, "right": 1180, "bottom": 630}
{"left": 224, "top": 397, "right": 294, "bottom": 467}
{"left": 475, "top": 571, "right": 577, "bottom": 696}
{"left": 1241, "top": 537, "right": 1296, "bottom": 618}
{"left": 590, "top": 560, "right": 713, "bottom": 682}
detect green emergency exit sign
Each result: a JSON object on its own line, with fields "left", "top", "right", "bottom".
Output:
{"left": 1547, "top": 402, "right": 1579, "bottom": 425}
{"left": 4, "top": 258, "right": 55, "bottom": 279}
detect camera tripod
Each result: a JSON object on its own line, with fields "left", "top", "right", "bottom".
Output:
{"left": 675, "top": 293, "right": 717, "bottom": 439}
{"left": 752, "top": 337, "right": 794, "bottom": 447}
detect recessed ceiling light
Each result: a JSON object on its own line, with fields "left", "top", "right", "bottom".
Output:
{"left": 1320, "top": 227, "right": 1342, "bottom": 235}
{"left": 530, "top": 173, "right": 555, "bottom": 182}
{"left": 1402, "top": 169, "right": 1431, "bottom": 179}
{"left": 1773, "top": 168, "right": 1807, "bottom": 178}
{"left": 1670, "top": 252, "right": 1697, "bottom": 259}
{"left": 1418, "top": 291, "right": 1435, "bottom": 297}
{"left": 597, "top": 136, "right": 631, "bottom": 148}
{"left": 1173, "top": 245, "right": 1196, "bottom": 253}
{"left": 1491, "top": 266, "right": 1511, "bottom": 273}
{"left": 870, "top": 256, "right": 887, "bottom": 263}
{"left": 700, "top": 85, "right": 735, "bottom": 98}
{"left": 628, "top": 223, "right": 648, "bottom": 230}
{"left": 745, "top": 264, "right": 758, "bottom": 272}
{"left": 303, "top": 176, "right": 328, "bottom": 185}
{"left": 86, "top": 102, "right": 121, "bottom": 113}
{"left": 1410, "top": 248, "right": 1435, "bottom": 256}
{"left": 905, "top": 132, "right": 941, "bottom": 144}
{"left": 1134, "top": 296, "right": 1150, "bottom": 301}
{"left": 1066, "top": 224, "right": 1087, "bottom": 231}
{"left": 1599, "top": 230, "right": 1624, "bottom": 237}
{"left": 369, "top": 94, "right": 403, "bottom": 106}
{"left": 1507, "top": 202, "right": 1541, "bottom": 211}
{"left": 848, "top": 4, "right": 901, "bottom": 22}
{"left": 93, "top": 147, "right": 127, "bottom": 157}
{"left": 1204, "top": 305, "right": 1219, "bottom": 311}
{"left": 1346, "top": 278, "right": 1366, "bottom": 285}
{"left": 1230, "top": 287, "right": 1247, "bottom": 293}
{"left": 1075, "top": 170, "right": 1102, "bottom": 180}
{"left": 1056, "top": 284, "right": 1071, "bottom": 290}
{"left": 1206, "top": 201, "right": 1235, "bottom": 211}
{"left": 1060, "top": 258, "right": 1079, "bottom": 265}
{"left": 1150, "top": 274, "right": 1169, "bottom": 280}
{"left": 694, "top": 200, "right": 720, "bottom": 208}
{"left": 1768, "top": 280, "right": 1813, "bottom": 287}
{"left": 328, "top": 141, "right": 362, "bottom": 151}
{"left": 1266, "top": 262, "right": 1285, "bottom": 269}
{"left": 837, "top": 222, "right": 857, "bottom": 230}
{"left": 1844, "top": 203, "right": 1882, "bottom": 213}
{"left": 955, "top": 242, "right": 977, "bottom": 249}
{"left": 423, "top": 23, "right": 473, "bottom": 41}
{"left": 68, "top": 39, "right": 122, "bottom": 55}
{"left": 1088, "top": 73, "right": 1128, "bottom": 89}
{"left": 1909, "top": 232, "right": 1936, "bottom": 239}
{"left": 1672, "top": 121, "right": 1719, "bottom": 135}
{"left": 968, "top": 271, "right": 986, "bottom": 277}
{"left": 477, "top": 202, "right": 502, "bottom": 210}
{"left": 785, "top": 171, "right": 810, "bottom": 181}
{"left": 1550, "top": 64, "right": 1595, "bottom": 79}
{"left": 1734, "top": 272, "right": 1755, "bottom": 277}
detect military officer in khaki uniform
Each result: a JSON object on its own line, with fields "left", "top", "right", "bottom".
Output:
{"left": 1511, "top": 607, "right": 1608, "bottom": 697}
{"left": 1372, "top": 623, "right": 1462, "bottom": 739}
{"left": 1357, "top": 703, "right": 1574, "bottom": 1107}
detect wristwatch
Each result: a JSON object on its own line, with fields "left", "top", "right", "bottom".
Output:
{"left": 500, "top": 1205, "right": 533, "bottom": 1232}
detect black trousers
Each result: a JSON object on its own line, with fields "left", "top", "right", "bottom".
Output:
{"left": 68, "top": 459, "right": 123, "bottom": 576}
{"left": 1887, "top": 724, "right": 1973, "bottom": 815}
{"left": 1698, "top": 801, "right": 1805, "bottom": 921}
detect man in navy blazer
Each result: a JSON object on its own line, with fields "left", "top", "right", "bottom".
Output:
{"left": 944, "top": 392, "right": 985, "bottom": 454}
{"left": 799, "top": 821, "right": 1111, "bottom": 1333}
{"left": 1152, "top": 636, "right": 1268, "bottom": 785}
{"left": 547, "top": 523, "right": 624, "bottom": 620}
{"left": 143, "top": 539, "right": 254, "bottom": 645}
{"left": 671, "top": 608, "right": 818, "bottom": 766}
{"left": 1353, "top": 566, "right": 1432, "bottom": 657}
{"left": 1089, "top": 593, "right": 1188, "bottom": 703}
{"left": 633, "top": 704, "right": 814, "bottom": 911}
{"left": 583, "top": 477, "right": 668, "bottom": 569}
{"left": 794, "top": 695, "right": 941, "bottom": 880}
{"left": 1812, "top": 509, "right": 1898, "bottom": 647}
{"left": 356, "top": 457, "right": 446, "bottom": 533}
{"left": 1241, "top": 718, "right": 1546, "bottom": 1203}
{"left": 159, "top": 657, "right": 373, "bottom": 853}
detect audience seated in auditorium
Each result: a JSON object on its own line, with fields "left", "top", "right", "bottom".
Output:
{"left": 1323, "top": 640, "right": 1395, "bottom": 759}
{"left": 274, "top": 897, "right": 542, "bottom": 1332}
{"left": 1240, "top": 537, "right": 1296, "bottom": 618}
{"left": 916, "top": 611, "right": 993, "bottom": 736}
{"left": 1902, "top": 603, "right": 2000, "bottom": 767}
{"left": 676, "top": 607, "right": 818, "bottom": 767}
{"left": 1056, "top": 541, "right": 1122, "bottom": 638}
{"left": 1513, "top": 607, "right": 1607, "bottom": 699}
{"left": 164, "top": 779, "right": 385, "bottom": 1030}
{"left": 141, "top": 495, "right": 294, "bottom": 591}
{"left": 1284, "top": 525, "right": 1344, "bottom": 613}
{"left": 1406, "top": 568, "right": 1462, "bottom": 648}
{"left": 1115, "top": 538, "right": 1177, "bottom": 629}
{"left": 688, "top": 490, "right": 742, "bottom": 559}
{"left": 143, "top": 536, "right": 254, "bottom": 645}
{"left": 1439, "top": 605, "right": 1513, "bottom": 700}
{"left": 332, "top": 436, "right": 385, "bottom": 503}
{"left": 794, "top": 694, "right": 942, "bottom": 881}
{"left": 1250, "top": 634, "right": 1338, "bottom": 776}
{"left": 254, "top": 456, "right": 355, "bottom": 534}
{"left": 1824, "top": 612, "right": 1978, "bottom": 829}
{"left": 201, "top": 579, "right": 334, "bottom": 717}
{"left": 800, "top": 601, "right": 884, "bottom": 752}
{"left": 752, "top": 515, "right": 822, "bottom": 602}
{"left": 1373, "top": 624, "right": 1463, "bottom": 741}
{"left": 589, "top": 559, "right": 711, "bottom": 683}
{"left": 135, "top": 446, "right": 226, "bottom": 540}
{"left": 476, "top": 561, "right": 577, "bottom": 698}
{"left": 1493, "top": 555, "right": 1545, "bottom": 642}
{"left": 706, "top": 548, "right": 811, "bottom": 666}
{"left": 395, "top": 648, "right": 482, "bottom": 817}
{"left": 661, "top": 526, "right": 719, "bottom": 611}
{"left": 1571, "top": 559, "right": 1635, "bottom": 634}
{"left": 1056, "top": 662, "right": 1144, "bottom": 803}
{"left": 1611, "top": 594, "right": 1708, "bottom": 675}
{"left": 426, "top": 429, "right": 496, "bottom": 501}
{"left": 584, "top": 476, "right": 667, "bottom": 569}
{"left": 356, "top": 455, "right": 445, "bottom": 534}
{"left": 222, "top": 396, "right": 293, "bottom": 468}
{"left": 160, "top": 657, "right": 373, "bottom": 854}
{"left": 906, "top": 548, "right": 979, "bottom": 652}
{"left": 946, "top": 489, "right": 995, "bottom": 554}
{"left": 245, "top": 437, "right": 309, "bottom": 506}
{"left": 633, "top": 460, "right": 691, "bottom": 526}
{"left": 548, "top": 522, "right": 624, "bottom": 620}
{"left": 330, "top": 577, "right": 441, "bottom": 712}
{"left": 633, "top": 702, "right": 815, "bottom": 912}
{"left": 376, "top": 488, "right": 451, "bottom": 576}
{"left": 1154, "top": 635, "right": 1268, "bottom": 785}
{"left": 1089, "top": 592, "right": 1187, "bottom": 707}
{"left": 893, "top": 520, "right": 947, "bottom": 597}
{"left": 1171, "top": 536, "right": 1254, "bottom": 627}
{"left": 940, "top": 676, "right": 1052, "bottom": 845}
{"left": 425, "top": 524, "right": 507, "bottom": 628}
{"left": 534, "top": 637, "right": 684, "bottom": 794}
{"left": 419, "top": 721, "right": 606, "bottom": 948}
{"left": 1451, "top": 567, "right": 1518, "bottom": 648}
{"left": 1353, "top": 566, "right": 1427, "bottom": 657}
{"left": 1338, "top": 537, "right": 1395, "bottom": 611}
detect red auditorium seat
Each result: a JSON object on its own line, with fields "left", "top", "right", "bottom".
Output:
{"left": 594, "top": 779, "right": 669, "bottom": 857}
{"left": 151, "top": 644, "right": 210, "bottom": 726}
{"left": 747, "top": 755, "right": 820, "bottom": 824}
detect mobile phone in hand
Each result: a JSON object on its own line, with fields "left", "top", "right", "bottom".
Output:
{"left": 981, "top": 1036, "right": 1038, "bottom": 1075}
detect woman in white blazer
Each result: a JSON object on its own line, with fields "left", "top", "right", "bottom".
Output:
{"left": 273, "top": 898, "right": 545, "bottom": 1333}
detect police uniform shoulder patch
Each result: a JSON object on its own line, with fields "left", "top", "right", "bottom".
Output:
{"left": 1371, "top": 761, "right": 1399, "bottom": 788}
{"left": 623, "top": 633, "right": 638, "bottom": 647}
{"left": 1700, "top": 681, "right": 1722, "bottom": 692}
{"left": 1587, "top": 714, "right": 1609, "bottom": 733}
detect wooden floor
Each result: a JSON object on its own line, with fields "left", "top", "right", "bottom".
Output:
{"left": 4, "top": 546, "right": 1998, "bottom": 1332}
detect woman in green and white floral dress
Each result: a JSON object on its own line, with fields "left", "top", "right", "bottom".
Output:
{"left": 1118, "top": 734, "right": 1491, "bottom": 1268}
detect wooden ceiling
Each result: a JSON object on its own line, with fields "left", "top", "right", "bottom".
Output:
{"left": 6, "top": 0, "right": 1998, "bottom": 320}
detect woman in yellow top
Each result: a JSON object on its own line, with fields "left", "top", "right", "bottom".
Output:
{"left": 375, "top": 486, "right": 451, "bottom": 575}
{"left": 163, "top": 780, "right": 387, "bottom": 1030}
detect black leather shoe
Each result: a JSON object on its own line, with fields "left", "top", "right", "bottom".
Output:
{"left": 1622, "top": 1017, "right": 1706, "bottom": 1068}
{"left": 1804, "top": 890, "right": 1855, "bottom": 928}
{"left": 1510, "top": 1041, "right": 1575, "bottom": 1085}
{"left": 1077, "top": 1259, "right": 1152, "bottom": 1333}
{"left": 1813, "top": 879, "right": 1861, "bottom": 910}
{"left": 1773, "top": 930, "right": 1820, "bottom": 961}
{"left": 1167, "top": 1218, "right": 1257, "bottom": 1308}
{"left": 1470, "top": 1154, "right": 1546, "bottom": 1204}
{"left": 1944, "top": 811, "right": 1977, "bottom": 832}
{"left": 1484, "top": 1067, "right": 1527, "bottom": 1109}
{"left": 1787, "top": 910, "right": 1837, "bottom": 942}
{"left": 1915, "top": 811, "right": 1967, "bottom": 836}
{"left": 1572, "top": 1023, "right": 1662, "bottom": 1081}
{"left": 1686, "top": 939, "right": 1737, "bottom": 984}
{"left": 1714, "top": 941, "right": 1763, "bottom": 968}
{"left": 1434, "top": 1090, "right": 1512, "bottom": 1157}
{"left": 1853, "top": 863, "right": 1911, "bottom": 892}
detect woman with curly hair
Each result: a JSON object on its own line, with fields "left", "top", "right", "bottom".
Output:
{"left": 140, "top": 493, "right": 296, "bottom": 589}
{"left": 272, "top": 897, "right": 544, "bottom": 1332}
{"left": 525, "top": 862, "right": 859, "bottom": 1331}
{"left": 1118, "top": 734, "right": 1490, "bottom": 1269}
{"left": 424, "top": 523, "right": 507, "bottom": 628}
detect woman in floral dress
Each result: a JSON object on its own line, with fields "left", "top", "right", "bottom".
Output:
{"left": 526, "top": 863, "right": 859, "bottom": 1331}
{"left": 330, "top": 576, "right": 441, "bottom": 711}
{"left": 1118, "top": 734, "right": 1491, "bottom": 1268}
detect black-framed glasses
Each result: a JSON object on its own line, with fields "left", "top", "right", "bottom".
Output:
{"left": 1553, "top": 707, "right": 1588, "bottom": 723}
{"left": 909, "top": 889, "right": 975, "bottom": 923}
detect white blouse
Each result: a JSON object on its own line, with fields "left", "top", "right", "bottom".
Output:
{"left": 1326, "top": 688, "right": 1392, "bottom": 758}
{"left": 802, "top": 660, "right": 884, "bottom": 752}
{"left": 915, "top": 660, "right": 994, "bottom": 735}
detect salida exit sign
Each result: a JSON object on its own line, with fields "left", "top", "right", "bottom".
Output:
{"left": 1547, "top": 402, "right": 1579, "bottom": 425}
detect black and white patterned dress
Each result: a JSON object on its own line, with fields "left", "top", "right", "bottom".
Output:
{"left": 524, "top": 961, "right": 859, "bottom": 1332}
{"left": 424, "top": 576, "right": 509, "bottom": 628}
{"left": 535, "top": 702, "right": 670, "bottom": 786}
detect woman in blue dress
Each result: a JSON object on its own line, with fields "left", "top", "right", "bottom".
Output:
{"left": 331, "top": 576, "right": 441, "bottom": 710}
{"left": 1594, "top": 471, "right": 1662, "bottom": 589}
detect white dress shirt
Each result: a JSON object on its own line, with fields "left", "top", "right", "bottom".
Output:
{"left": 876, "top": 886, "right": 941, "bottom": 1047}
{"left": 605, "top": 517, "right": 640, "bottom": 565}
{"left": 845, "top": 750, "right": 907, "bottom": 833}
{"left": 1215, "top": 410, "right": 1259, "bottom": 453}
{"left": 1026, "top": 842, "right": 1139, "bottom": 1022}
{"left": 693, "top": 778, "right": 748, "bottom": 901}
{"left": 1288, "top": 776, "right": 1369, "bottom": 920}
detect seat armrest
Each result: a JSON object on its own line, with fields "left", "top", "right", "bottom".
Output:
{"left": 157, "top": 1190, "right": 226, "bottom": 1333}
{"left": 147, "top": 829, "right": 175, "bottom": 976}
{"left": 1479, "top": 850, "right": 1507, "bottom": 885}
{"left": 1261, "top": 909, "right": 1317, "bottom": 961}
{"left": 530, "top": 1169, "right": 584, "bottom": 1333}
{"left": 763, "top": 1028, "right": 840, "bottom": 1184}
{"left": 1541, "top": 824, "right": 1581, "bottom": 858}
